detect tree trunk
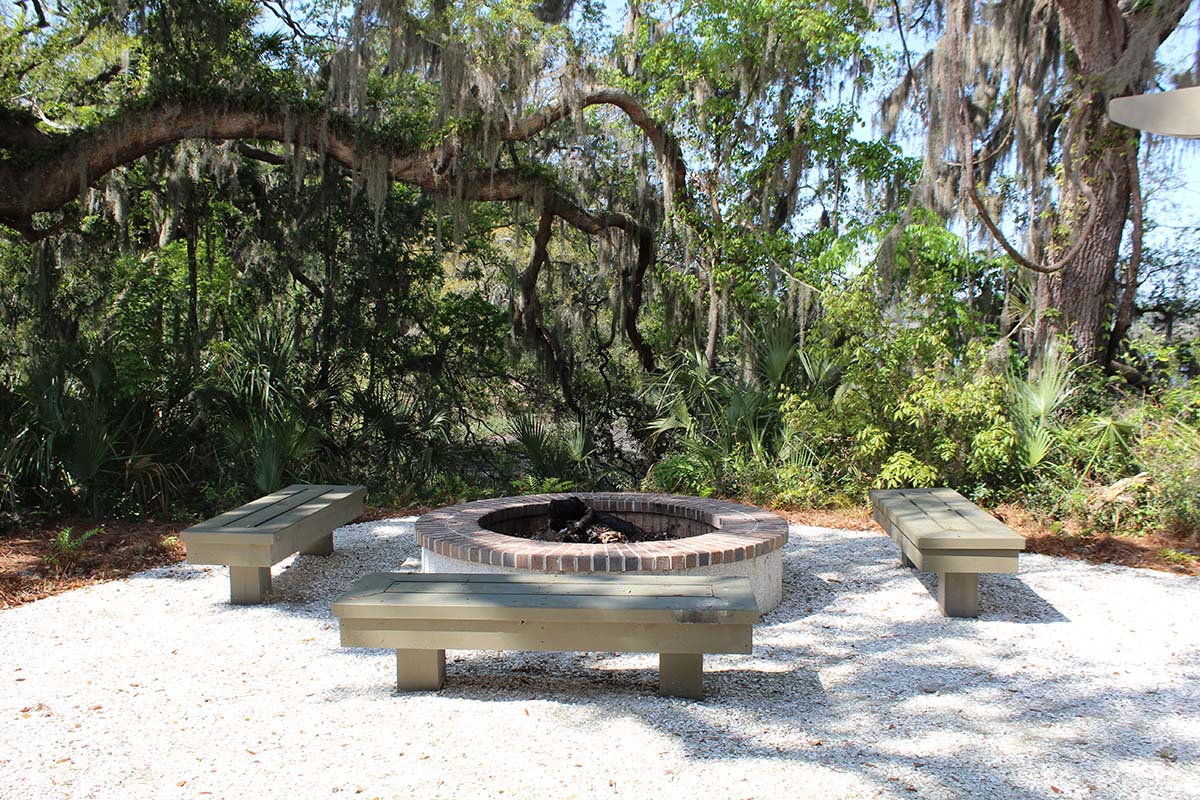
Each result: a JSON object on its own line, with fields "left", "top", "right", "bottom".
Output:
{"left": 704, "top": 265, "right": 719, "bottom": 371}
{"left": 1033, "top": 0, "right": 1189, "bottom": 365}
{"left": 185, "top": 191, "right": 200, "bottom": 366}
{"left": 1034, "top": 98, "right": 1134, "bottom": 362}
{"left": 1105, "top": 150, "right": 1142, "bottom": 367}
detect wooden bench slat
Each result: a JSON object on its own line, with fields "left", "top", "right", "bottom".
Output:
{"left": 182, "top": 484, "right": 366, "bottom": 604}
{"left": 184, "top": 485, "right": 311, "bottom": 533}
{"left": 334, "top": 573, "right": 759, "bottom": 625}
{"left": 874, "top": 490, "right": 1024, "bottom": 550}
{"left": 339, "top": 618, "right": 754, "bottom": 655}
{"left": 220, "top": 485, "right": 331, "bottom": 531}
{"left": 183, "top": 486, "right": 365, "bottom": 544}
{"left": 333, "top": 572, "right": 760, "bottom": 698}
{"left": 334, "top": 594, "right": 755, "bottom": 625}
{"left": 870, "top": 487, "right": 1024, "bottom": 617}
{"left": 188, "top": 485, "right": 355, "bottom": 536}
{"left": 880, "top": 490, "right": 996, "bottom": 533}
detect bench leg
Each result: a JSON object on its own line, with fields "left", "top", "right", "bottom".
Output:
{"left": 229, "top": 566, "right": 271, "bottom": 605}
{"left": 938, "top": 572, "right": 980, "bottom": 618}
{"left": 900, "top": 550, "right": 916, "bottom": 569}
{"left": 300, "top": 532, "right": 334, "bottom": 556}
{"left": 395, "top": 649, "right": 445, "bottom": 691}
{"left": 659, "top": 653, "right": 704, "bottom": 699}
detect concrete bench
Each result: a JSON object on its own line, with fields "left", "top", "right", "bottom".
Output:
{"left": 332, "top": 572, "right": 759, "bottom": 699}
{"left": 870, "top": 488, "right": 1025, "bottom": 618}
{"left": 182, "top": 484, "right": 366, "bottom": 604}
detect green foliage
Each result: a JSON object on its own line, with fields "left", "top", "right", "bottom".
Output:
{"left": 43, "top": 525, "right": 102, "bottom": 572}
{"left": 1009, "top": 344, "right": 1073, "bottom": 470}
{"left": 0, "top": 0, "right": 1196, "bottom": 556}
{"left": 1080, "top": 415, "right": 1137, "bottom": 481}
{"left": 1135, "top": 416, "right": 1200, "bottom": 535}
{"left": 512, "top": 475, "right": 578, "bottom": 495}
{"left": 643, "top": 326, "right": 808, "bottom": 499}
{"left": 212, "top": 316, "right": 319, "bottom": 494}
{"left": 509, "top": 413, "right": 599, "bottom": 492}
{"left": 1156, "top": 548, "right": 1199, "bottom": 566}
{"left": 649, "top": 453, "right": 714, "bottom": 498}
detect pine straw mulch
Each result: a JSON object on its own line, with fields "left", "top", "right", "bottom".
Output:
{"left": 779, "top": 503, "right": 1199, "bottom": 576}
{"left": 992, "top": 504, "right": 1200, "bottom": 577}
{"left": 0, "top": 518, "right": 189, "bottom": 609}
{"left": 777, "top": 506, "right": 877, "bottom": 530}
{"left": 0, "top": 506, "right": 428, "bottom": 609}
{"left": 2, "top": 502, "right": 1194, "bottom": 609}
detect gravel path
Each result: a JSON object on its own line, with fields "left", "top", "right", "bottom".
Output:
{"left": 1, "top": 519, "right": 1197, "bottom": 800}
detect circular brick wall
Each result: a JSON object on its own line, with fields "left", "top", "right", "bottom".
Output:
{"left": 415, "top": 493, "right": 789, "bottom": 611}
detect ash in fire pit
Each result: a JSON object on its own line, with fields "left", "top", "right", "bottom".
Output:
{"left": 531, "top": 496, "right": 677, "bottom": 545}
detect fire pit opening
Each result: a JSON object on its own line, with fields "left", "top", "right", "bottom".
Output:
{"left": 416, "top": 493, "right": 788, "bottom": 611}
{"left": 485, "top": 495, "right": 707, "bottom": 544}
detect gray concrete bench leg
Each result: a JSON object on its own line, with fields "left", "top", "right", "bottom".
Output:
{"left": 938, "top": 572, "right": 980, "bottom": 618}
{"left": 300, "top": 532, "right": 334, "bottom": 556}
{"left": 395, "top": 649, "right": 446, "bottom": 691}
{"left": 659, "top": 653, "right": 704, "bottom": 699}
{"left": 900, "top": 551, "right": 916, "bottom": 569}
{"left": 230, "top": 566, "right": 271, "bottom": 604}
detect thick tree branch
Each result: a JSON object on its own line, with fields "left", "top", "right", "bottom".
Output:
{"left": 958, "top": 91, "right": 1061, "bottom": 274}
{"left": 0, "top": 91, "right": 665, "bottom": 370}
{"left": 1054, "top": 0, "right": 1126, "bottom": 75}
{"left": 890, "top": 0, "right": 916, "bottom": 83}
{"left": 1056, "top": 0, "right": 1190, "bottom": 94}
{"left": 0, "top": 111, "right": 51, "bottom": 150}
{"left": 516, "top": 207, "right": 585, "bottom": 414}
{"left": 235, "top": 142, "right": 287, "bottom": 166}
{"left": 0, "top": 90, "right": 681, "bottom": 233}
{"left": 23, "top": 0, "right": 49, "bottom": 28}
{"left": 1049, "top": 99, "right": 1100, "bottom": 268}
{"left": 505, "top": 87, "right": 690, "bottom": 210}
{"left": 959, "top": 89, "right": 1102, "bottom": 275}
{"left": 260, "top": 0, "right": 328, "bottom": 42}
{"left": 0, "top": 97, "right": 420, "bottom": 221}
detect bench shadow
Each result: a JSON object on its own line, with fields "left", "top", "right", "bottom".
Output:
{"left": 129, "top": 519, "right": 423, "bottom": 608}
{"left": 908, "top": 569, "right": 1069, "bottom": 623}
{"left": 320, "top": 647, "right": 826, "bottom": 707}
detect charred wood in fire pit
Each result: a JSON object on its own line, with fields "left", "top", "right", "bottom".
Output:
{"left": 548, "top": 496, "right": 590, "bottom": 526}
{"left": 534, "top": 497, "right": 669, "bottom": 544}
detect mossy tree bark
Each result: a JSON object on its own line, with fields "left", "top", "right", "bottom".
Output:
{"left": 1032, "top": 0, "right": 1185, "bottom": 365}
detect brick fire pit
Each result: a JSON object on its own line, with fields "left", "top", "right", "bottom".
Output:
{"left": 415, "top": 493, "right": 789, "bottom": 611}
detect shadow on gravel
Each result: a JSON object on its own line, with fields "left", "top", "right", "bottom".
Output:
{"left": 124, "top": 524, "right": 420, "bottom": 609}
{"left": 764, "top": 567, "right": 840, "bottom": 622}
{"left": 242, "top": 520, "right": 1193, "bottom": 799}
{"left": 909, "top": 570, "right": 1070, "bottom": 623}
{"left": 207, "top": 522, "right": 421, "bottom": 607}
{"left": 592, "top": 547, "right": 1193, "bottom": 799}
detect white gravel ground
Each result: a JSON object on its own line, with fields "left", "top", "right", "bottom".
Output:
{"left": 1, "top": 518, "right": 1197, "bottom": 800}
